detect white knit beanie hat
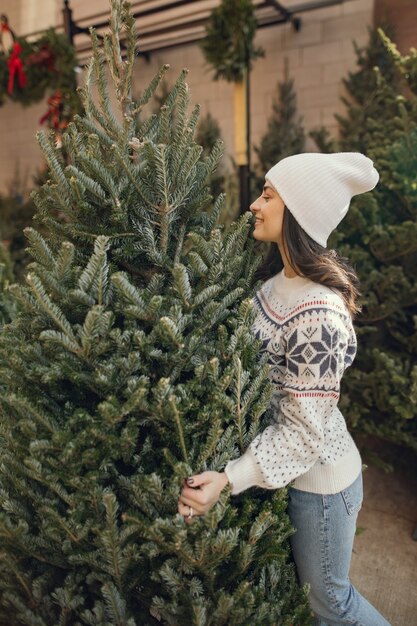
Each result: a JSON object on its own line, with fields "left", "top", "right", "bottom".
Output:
{"left": 265, "top": 152, "right": 379, "bottom": 247}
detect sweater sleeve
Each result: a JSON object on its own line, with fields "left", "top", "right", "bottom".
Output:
{"left": 224, "top": 307, "right": 352, "bottom": 495}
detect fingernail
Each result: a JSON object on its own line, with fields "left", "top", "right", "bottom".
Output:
{"left": 187, "top": 478, "right": 194, "bottom": 485}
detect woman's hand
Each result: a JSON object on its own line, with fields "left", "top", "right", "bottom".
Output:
{"left": 178, "top": 471, "right": 229, "bottom": 524}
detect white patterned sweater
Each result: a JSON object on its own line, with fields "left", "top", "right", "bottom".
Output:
{"left": 224, "top": 270, "right": 362, "bottom": 496}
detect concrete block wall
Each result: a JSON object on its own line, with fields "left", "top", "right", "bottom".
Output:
{"left": 375, "top": 0, "right": 417, "bottom": 54}
{"left": 250, "top": 0, "right": 374, "bottom": 154}
{"left": 130, "top": 0, "right": 374, "bottom": 178}
{"left": 0, "top": 0, "right": 376, "bottom": 195}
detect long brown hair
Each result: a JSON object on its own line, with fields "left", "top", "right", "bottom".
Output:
{"left": 254, "top": 207, "right": 361, "bottom": 318}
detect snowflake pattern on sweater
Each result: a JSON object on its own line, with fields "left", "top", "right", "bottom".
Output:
{"left": 224, "top": 271, "right": 362, "bottom": 496}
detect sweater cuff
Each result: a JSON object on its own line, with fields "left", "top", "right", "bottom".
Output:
{"left": 224, "top": 449, "right": 265, "bottom": 495}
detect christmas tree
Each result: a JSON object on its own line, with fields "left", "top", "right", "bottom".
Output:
{"left": 252, "top": 61, "right": 305, "bottom": 277}
{"left": 327, "top": 29, "right": 417, "bottom": 457}
{"left": 309, "top": 26, "right": 397, "bottom": 155}
{"left": 195, "top": 111, "right": 225, "bottom": 200}
{"left": 254, "top": 60, "right": 305, "bottom": 179}
{"left": 0, "top": 241, "right": 16, "bottom": 327}
{"left": 0, "top": 191, "right": 37, "bottom": 281}
{"left": 336, "top": 26, "right": 399, "bottom": 155}
{"left": 195, "top": 112, "right": 241, "bottom": 227}
{"left": 0, "top": 2, "right": 311, "bottom": 624}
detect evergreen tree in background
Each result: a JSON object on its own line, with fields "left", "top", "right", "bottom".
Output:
{"left": 308, "top": 127, "right": 336, "bottom": 154}
{"left": 196, "top": 111, "right": 222, "bottom": 160}
{"left": 254, "top": 60, "right": 305, "bottom": 188}
{"left": 195, "top": 112, "right": 240, "bottom": 227}
{"left": 336, "top": 26, "right": 399, "bottom": 155}
{"left": 327, "top": 29, "right": 417, "bottom": 457}
{"left": 309, "top": 26, "right": 397, "bottom": 154}
{"left": 0, "top": 241, "right": 17, "bottom": 326}
{"left": 0, "top": 163, "right": 38, "bottom": 281}
{"left": 195, "top": 111, "right": 224, "bottom": 198}
{"left": 0, "top": 2, "right": 311, "bottom": 624}
{"left": 252, "top": 61, "right": 305, "bottom": 270}
{"left": 0, "top": 193, "right": 37, "bottom": 281}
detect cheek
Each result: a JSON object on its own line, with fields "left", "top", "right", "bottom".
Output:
{"left": 267, "top": 207, "right": 283, "bottom": 231}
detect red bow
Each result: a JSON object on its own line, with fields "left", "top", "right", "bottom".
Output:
{"left": 7, "top": 41, "right": 26, "bottom": 95}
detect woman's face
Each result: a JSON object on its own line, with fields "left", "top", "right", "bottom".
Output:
{"left": 250, "top": 182, "right": 286, "bottom": 244}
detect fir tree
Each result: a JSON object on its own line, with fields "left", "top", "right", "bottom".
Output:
{"left": 0, "top": 241, "right": 17, "bottom": 326}
{"left": 196, "top": 112, "right": 222, "bottom": 160}
{"left": 195, "top": 112, "right": 240, "bottom": 227}
{"left": 0, "top": 192, "right": 37, "bottom": 281}
{"left": 195, "top": 111, "right": 224, "bottom": 199}
{"left": 252, "top": 61, "right": 305, "bottom": 263}
{"left": 336, "top": 26, "right": 399, "bottom": 154}
{"left": 308, "top": 127, "right": 336, "bottom": 154}
{"left": 0, "top": 163, "right": 36, "bottom": 281}
{"left": 0, "top": 2, "right": 311, "bottom": 624}
{"left": 254, "top": 60, "right": 305, "bottom": 179}
{"left": 309, "top": 26, "right": 397, "bottom": 155}
{"left": 327, "top": 29, "right": 417, "bottom": 457}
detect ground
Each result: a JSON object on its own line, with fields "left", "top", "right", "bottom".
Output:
{"left": 350, "top": 462, "right": 417, "bottom": 626}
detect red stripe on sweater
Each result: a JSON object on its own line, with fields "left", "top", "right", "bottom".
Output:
{"left": 258, "top": 289, "right": 345, "bottom": 322}
{"left": 288, "top": 391, "right": 340, "bottom": 399}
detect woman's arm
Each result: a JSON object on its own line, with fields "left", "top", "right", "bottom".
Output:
{"left": 224, "top": 307, "right": 351, "bottom": 493}
{"left": 178, "top": 306, "right": 352, "bottom": 516}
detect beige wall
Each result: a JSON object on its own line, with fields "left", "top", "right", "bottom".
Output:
{"left": 249, "top": 0, "right": 374, "bottom": 154}
{"left": 375, "top": 0, "right": 417, "bottom": 54}
{"left": 0, "top": 0, "right": 58, "bottom": 38}
{"left": 0, "top": 0, "right": 375, "bottom": 195}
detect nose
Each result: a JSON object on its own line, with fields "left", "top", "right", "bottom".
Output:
{"left": 250, "top": 196, "right": 262, "bottom": 214}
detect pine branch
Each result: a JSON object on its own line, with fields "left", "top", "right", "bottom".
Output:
{"left": 168, "top": 396, "right": 189, "bottom": 464}
{"left": 26, "top": 273, "right": 80, "bottom": 349}
{"left": 133, "top": 65, "right": 170, "bottom": 115}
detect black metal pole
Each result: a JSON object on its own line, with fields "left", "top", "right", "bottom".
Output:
{"left": 246, "top": 53, "right": 251, "bottom": 204}
{"left": 239, "top": 52, "right": 251, "bottom": 215}
{"left": 62, "top": 0, "right": 74, "bottom": 45}
{"left": 239, "top": 164, "right": 249, "bottom": 215}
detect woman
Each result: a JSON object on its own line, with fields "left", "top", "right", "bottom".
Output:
{"left": 178, "top": 152, "right": 391, "bottom": 626}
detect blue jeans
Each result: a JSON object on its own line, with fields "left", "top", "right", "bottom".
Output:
{"left": 287, "top": 472, "right": 391, "bottom": 626}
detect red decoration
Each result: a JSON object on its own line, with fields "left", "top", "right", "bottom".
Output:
{"left": 40, "top": 90, "right": 70, "bottom": 147}
{"left": 40, "top": 90, "right": 63, "bottom": 130}
{"left": 7, "top": 41, "right": 27, "bottom": 95}
{"left": 26, "top": 44, "right": 56, "bottom": 72}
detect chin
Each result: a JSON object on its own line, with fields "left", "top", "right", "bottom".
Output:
{"left": 252, "top": 230, "right": 271, "bottom": 242}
